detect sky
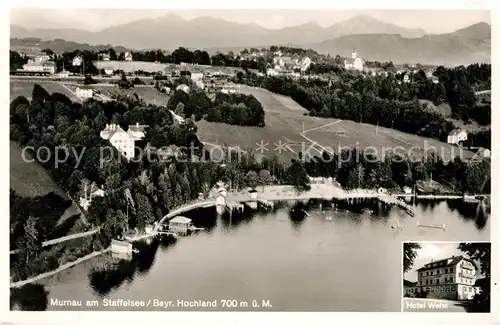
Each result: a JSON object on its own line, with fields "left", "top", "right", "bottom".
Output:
{"left": 405, "top": 243, "right": 469, "bottom": 283}
{"left": 10, "top": 9, "right": 490, "bottom": 34}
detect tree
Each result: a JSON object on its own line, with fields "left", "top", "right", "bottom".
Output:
{"left": 175, "top": 102, "right": 185, "bottom": 117}
{"left": 346, "top": 164, "right": 365, "bottom": 190}
{"left": 118, "top": 73, "right": 132, "bottom": 89}
{"left": 246, "top": 170, "right": 259, "bottom": 189}
{"left": 86, "top": 196, "right": 108, "bottom": 227}
{"left": 135, "top": 193, "right": 154, "bottom": 229}
{"left": 458, "top": 242, "right": 491, "bottom": 312}
{"left": 258, "top": 169, "right": 273, "bottom": 190}
{"left": 403, "top": 242, "right": 421, "bottom": 273}
{"left": 84, "top": 75, "right": 97, "bottom": 85}
{"left": 23, "top": 216, "right": 42, "bottom": 264}
{"left": 289, "top": 159, "right": 311, "bottom": 192}
{"left": 458, "top": 242, "right": 490, "bottom": 278}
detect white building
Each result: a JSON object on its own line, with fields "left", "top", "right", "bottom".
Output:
{"left": 176, "top": 84, "right": 190, "bottom": 94}
{"left": 127, "top": 123, "right": 147, "bottom": 140}
{"left": 299, "top": 57, "right": 312, "bottom": 72}
{"left": 266, "top": 68, "right": 281, "bottom": 77}
{"left": 75, "top": 87, "right": 94, "bottom": 99}
{"left": 58, "top": 70, "right": 70, "bottom": 78}
{"left": 403, "top": 186, "right": 413, "bottom": 194}
{"left": 169, "top": 110, "right": 185, "bottom": 124}
{"left": 72, "top": 56, "right": 83, "bottom": 66}
{"left": 22, "top": 61, "right": 56, "bottom": 74}
{"left": 100, "top": 123, "right": 147, "bottom": 160}
{"left": 447, "top": 129, "right": 468, "bottom": 145}
{"left": 78, "top": 185, "right": 105, "bottom": 211}
{"left": 34, "top": 55, "right": 51, "bottom": 62}
{"left": 190, "top": 72, "right": 205, "bottom": 89}
{"left": 344, "top": 49, "right": 364, "bottom": 71}
{"left": 100, "top": 53, "right": 110, "bottom": 61}
{"left": 124, "top": 52, "right": 133, "bottom": 61}
{"left": 104, "top": 67, "right": 114, "bottom": 75}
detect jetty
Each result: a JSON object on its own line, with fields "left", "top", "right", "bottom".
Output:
{"left": 417, "top": 221, "right": 446, "bottom": 230}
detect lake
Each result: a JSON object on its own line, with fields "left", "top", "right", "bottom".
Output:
{"left": 10, "top": 199, "right": 490, "bottom": 312}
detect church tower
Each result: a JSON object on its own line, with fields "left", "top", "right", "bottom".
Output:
{"left": 352, "top": 48, "right": 357, "bottom": 59}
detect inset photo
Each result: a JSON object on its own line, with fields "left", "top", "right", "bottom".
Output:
{"left": 402, "top": 241, "right": 491, "bottom": 313}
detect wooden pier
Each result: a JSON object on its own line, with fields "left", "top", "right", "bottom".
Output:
{"left": 377, "top": 194, "right": 415, "bottom": 216}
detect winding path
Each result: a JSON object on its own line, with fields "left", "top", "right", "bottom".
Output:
{"left": 10, "top": 227, "right": 100, "bottom": 255}
{"left": 300, "top": 120, "right": 343, "bottom": 155}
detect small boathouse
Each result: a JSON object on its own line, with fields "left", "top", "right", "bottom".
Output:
{"left": 169, "top": 216, "right": 193, "bottom": 234}
{"left": 111, "top": 239, "right": 133, "bottom": 255}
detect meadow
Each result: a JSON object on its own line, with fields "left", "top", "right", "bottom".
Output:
{"left": 10, "top": 80, "right": 81, "bottom": 102}
{"left": 91, "top": 85, "right": 170, "bottom": 106}
{"left": 197, "top": 85, "right": 475, "bottom": 163}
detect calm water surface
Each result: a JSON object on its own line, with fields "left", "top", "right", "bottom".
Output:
{"left": 11, "top": 199, "right": 489, "bottom": 312}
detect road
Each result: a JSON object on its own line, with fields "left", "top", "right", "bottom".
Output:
{"left": 402, "top": 298, "right": 468, "bottom": 312}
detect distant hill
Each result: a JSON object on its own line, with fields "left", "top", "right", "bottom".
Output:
{"left": 10, "top": 14, "right": 426, "bottom": 50}
{"left": 304, "top": 23, "right": 491, "bottom": 66}
{"left": 10, "top": 37, "right": 129, "bottom": 54}
{"left": 10, "top": 15, "right": 490, "bottom": 65}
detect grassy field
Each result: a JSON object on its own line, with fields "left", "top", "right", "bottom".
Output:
{"left": 196, "top": 85, "right": 475, "bottom": 163}
{"left": 91, "top": 85, "right": 170, "bottom": 106}
{"left": 10, "top": 141, "right": 84, "bottom": 232}
{"left": 10, "top": 79, "right": 169, "bottom": 107}
{"left": 10, "top": 80, "right": 81, "bottom": 102}
{"left": 304, "top": 120, "right": 475, "bottom": 161}
{"left": 196, "top": 85, "right": 330, "bottom": 162}
{"left": 10, "top": 141, "right": 67, "bottom": 198}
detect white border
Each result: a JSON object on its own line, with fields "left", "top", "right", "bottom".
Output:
{"left": 2, "top": 0, "right": 498, "bottom": 324}
{"left": 400, "top": 241, "right": 493, "bottom": 313}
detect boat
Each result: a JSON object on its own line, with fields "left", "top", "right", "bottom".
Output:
{"left": 417, "top": 221, "right": 446, "bottom": 230}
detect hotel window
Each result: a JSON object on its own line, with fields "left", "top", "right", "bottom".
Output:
{"left": 436, "top": 279, "right": 439, "bottom": 284}
{"left": 437, "top": 270, "right": 440, "bottom": 275}
{"left": 430, "top": 279, "right": 433, "bottom": 284}
{"left": 446, "top": 287, "right": 450, "bottom": 292}
{"left": 451, "top": 287, "right": 456, "bottom": 292}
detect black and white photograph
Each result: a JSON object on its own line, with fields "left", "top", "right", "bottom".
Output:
{"left": 402, "top": 241, "right": 491, "bottom": 313}
{"left": 8, "top": 8, "right": 492, "bottom": 312}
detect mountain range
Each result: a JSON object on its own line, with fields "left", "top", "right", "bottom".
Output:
{"left": 10, "top": 14, "right": 490, "bottom": 65}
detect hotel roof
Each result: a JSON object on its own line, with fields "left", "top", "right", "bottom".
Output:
{"left": 416, "top": 255, "right": 478, "bottom": 271}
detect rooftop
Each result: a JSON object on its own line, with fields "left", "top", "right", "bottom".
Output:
{"left": 100, "top": 123, "right": 127, "bottom": 140}
{"left": 169, "top": 216, "right": 192, "bottom": 224}
{"left": 416, "top": 255, "right": 477, "bottom": 271}
{"left": 345, "top": 58, "right": 356, "bottom": 65}
{"left": 449, "top": 129, "right": 467, "bottom": 136}
{"left": 128, "top": 123, "right": 148, "bottom": 133}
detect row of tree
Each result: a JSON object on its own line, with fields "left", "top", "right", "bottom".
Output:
{"left": 166, "top": 86, "right": 265, "bottom": 127}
